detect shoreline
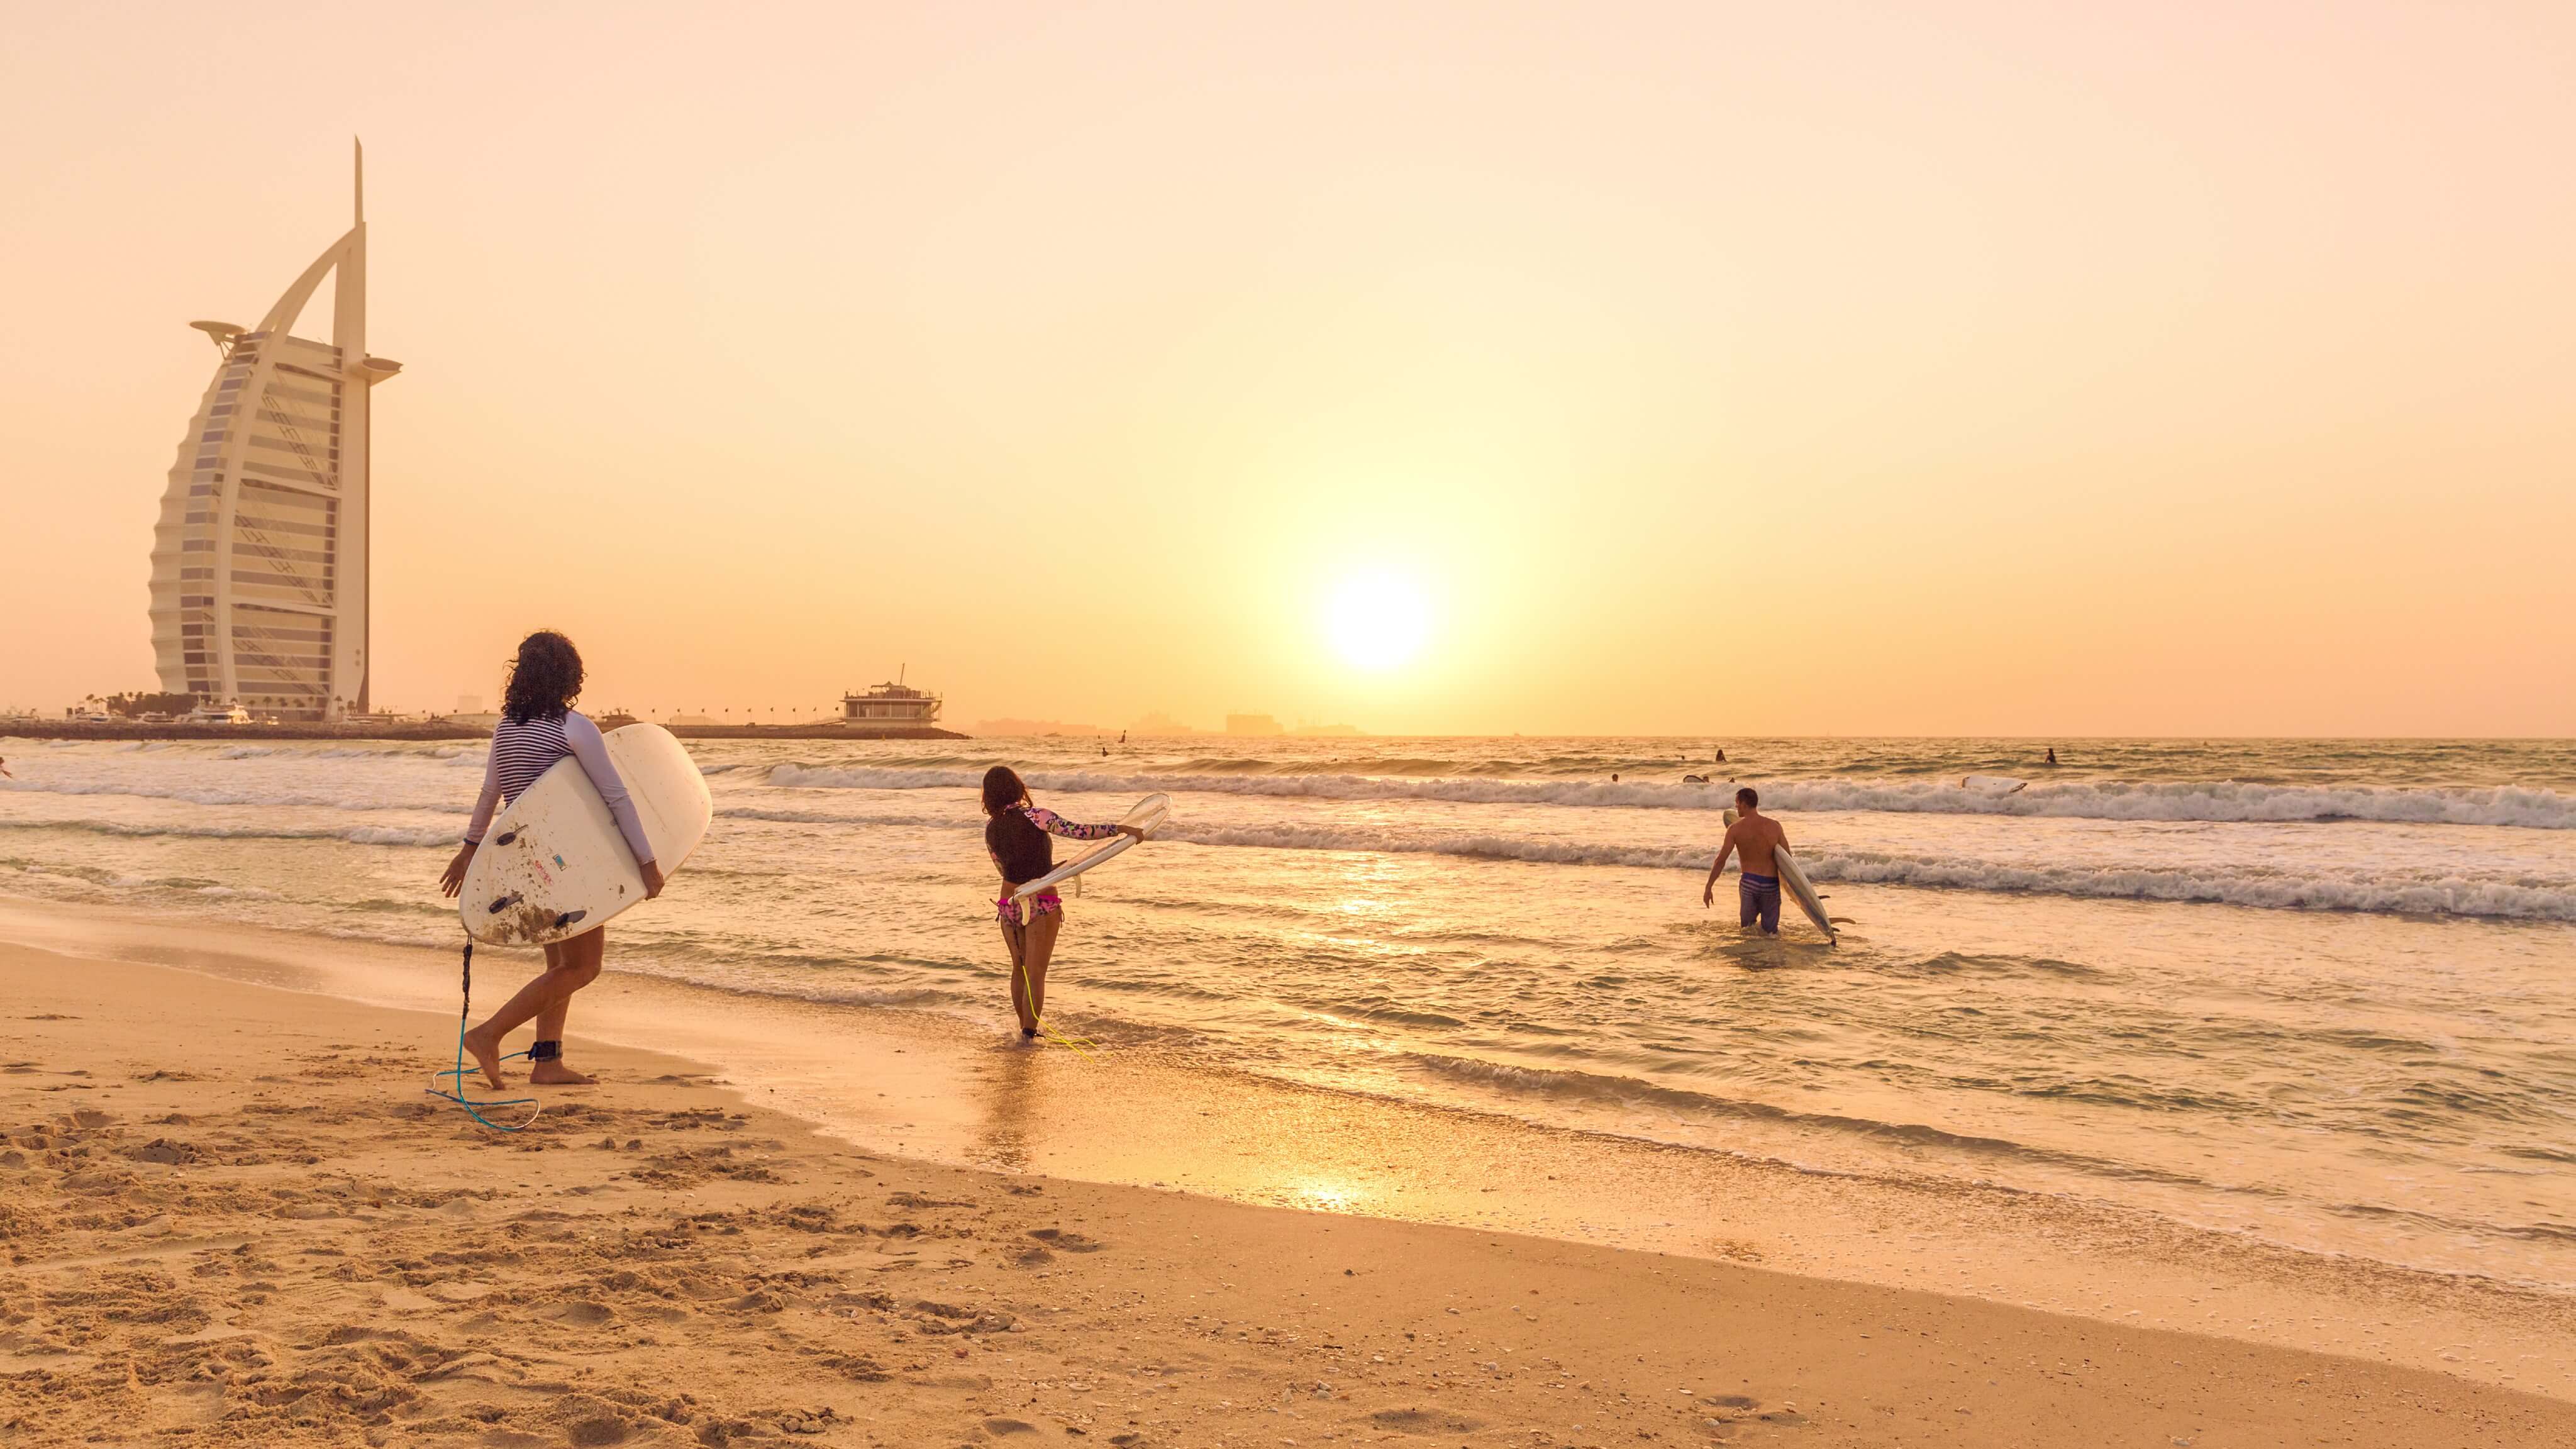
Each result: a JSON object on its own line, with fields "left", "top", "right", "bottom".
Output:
{"left": 4, "top": 897, "right": 2572, "bottom": 1418}
{"left": 4, "top": 930, "right": 2573, "bottom": 1446}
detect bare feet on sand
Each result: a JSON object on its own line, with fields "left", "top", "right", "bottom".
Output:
{"left": 458, "top": 1024, "right": 506, "bottom": 1090}
{"left": 530, "top": 1060, "right": 596, "bottom": 1085}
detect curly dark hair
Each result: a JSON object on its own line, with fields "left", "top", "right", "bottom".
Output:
{"left": 501, "top": 631, "right": 584, "bottom": 724}
{"left": 980, "top": 765, "right": 1028, "bottom": 817}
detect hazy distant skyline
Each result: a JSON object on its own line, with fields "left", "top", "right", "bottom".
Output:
{"left": 5, "top": 2, "right": 2573, "bottom": 735}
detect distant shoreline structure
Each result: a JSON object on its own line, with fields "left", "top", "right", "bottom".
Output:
{"left": 150, "top": 143, "right": 398, "bottom": 723}
{"left": 1, "top": 720, "right": 965, "bottom": 743}
{"left": 841, "top": 672, "right": 941, "bottom": 728}
{"left": 972, "top": 712, "right": 1367, "bottom": 738}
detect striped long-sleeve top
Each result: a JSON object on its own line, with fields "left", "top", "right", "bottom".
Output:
{"left": 462, "top": 709, "right": 656, "bottom": 866}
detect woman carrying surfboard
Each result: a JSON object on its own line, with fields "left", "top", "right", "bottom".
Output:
{"left": 982, "top": 765, "right": 1142, "bottom": 1040}
{"left": 438, "top": 631, "right": 662, "bottom": 1088}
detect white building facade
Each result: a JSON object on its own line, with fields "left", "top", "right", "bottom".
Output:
{"left": 145, "top": 144, "right": 399, "bottom": 720}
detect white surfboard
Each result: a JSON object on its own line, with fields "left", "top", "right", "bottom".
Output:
{"left": 1772, "top": 847, "right": 1836, "bottom": 943}
{"left": 1724, "top": 807, "right": 1835, "bottom": 941}
{"left": 460, "top": 723, "right": 714, "bottom": 947}
{"left": 1961, "top": 774, "right": 2028, "bottom": 795}
{"left": 1010, "top": 794, "right": 1170, "bottom": 902}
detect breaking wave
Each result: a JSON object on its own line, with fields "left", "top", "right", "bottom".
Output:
{"left": 1150, "top": 822, "right": 2576, "bottom": 919}
{"left": 763, "top": 765, "right": 2576, "bottom": 830}
{"left": 0, "top": 816, "right": 457, "bottom": 848}
{"left": 0, "top": 779, "right": 449, "bottom": 813}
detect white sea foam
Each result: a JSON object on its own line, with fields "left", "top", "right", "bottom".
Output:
{"left": 718, "top": 805, "right": 970, "bottom": 831}
{"left": 1146, "top": 822, "right": 2576, "bottom": 919}
{"left": 1807, "top": 850, "right": 2576, "bottom": 920}
{"left": 763, "top": 765, "right": 2576, "bottom": 830}
{"left": 0, "top": 817, "right": 457, "bottom": 848}
{"left": 0, "top": 779, "right": 447, "bottom": 813}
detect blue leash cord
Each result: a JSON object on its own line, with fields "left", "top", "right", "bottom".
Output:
{"left": 427, "top": 940, "right": 541, "bottom": 1132}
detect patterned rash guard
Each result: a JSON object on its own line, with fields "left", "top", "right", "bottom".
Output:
{"left": 989, "top": 805, "right": 1120, "bottom": 924}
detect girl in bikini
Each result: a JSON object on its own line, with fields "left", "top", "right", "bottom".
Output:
{"left": 438, "top": 631, "right": 662, "bottom": 1087}
{"left": 982, "top": 765, "right": 1140, "bottom": 1040}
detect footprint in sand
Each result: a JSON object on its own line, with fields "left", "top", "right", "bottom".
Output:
{"left": 1371, "top": 1407, "right": 1484, "bottom": 1435}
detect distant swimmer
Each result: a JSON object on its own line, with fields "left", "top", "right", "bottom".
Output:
{"left": 1715, "top": 748, "right": 1726, "bottom": 763}
{"left": 983, "top": 765, "right": 1144, "bottom": 1041}
{"left": 441, "top": 631, "right": 662, "bottom": 1090}
{"left": 1702, "top": 786, "right": 1789, "bottom": 935}
{"left": 2045, "top": 747, "right": 2058, "bottom": 766}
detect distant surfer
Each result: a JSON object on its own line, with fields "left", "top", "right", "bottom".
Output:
{"left": 2045, "top": 747, "right": 2058, "bottom": 766}
{"left": 0, "top": 756, "right": 11, "bottom": 779}
{"left": 440, "top": 631, "right": 662, "bottom": 1089}
{"left": 1715, "top": 748, "right": 1726, "bottom": 763}
{"left": 1702, "top": 787, "right": 1789, "bottom": 935}
{"left": 982, "top": 766, "right": 1144, "bottom": 1041}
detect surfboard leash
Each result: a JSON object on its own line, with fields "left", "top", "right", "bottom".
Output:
{"left": 1024, "top": 968, "right": 1099, "bottom": 1058}
{"left": 1014, "top": 948, "right": 1100, "bottom": 1058}
{"left": 999, "top": 899, "right": 1099, "bottom": 1059}
{"left": 426, "top": 939, "right": 543, "bottom": 1131}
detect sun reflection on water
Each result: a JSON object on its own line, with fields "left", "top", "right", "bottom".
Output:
{"left": 1289, "top": 1179, "right": 1367, "bottom": 1213}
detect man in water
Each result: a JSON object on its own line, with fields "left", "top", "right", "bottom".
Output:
{"left": 1703, "top": 786, "right": 1788, "bottom": 933}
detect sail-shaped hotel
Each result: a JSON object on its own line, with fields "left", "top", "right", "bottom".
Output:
{"left": 145, "top": 143, "right": 399, "bottom": 720}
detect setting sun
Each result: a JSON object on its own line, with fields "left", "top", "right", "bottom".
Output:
{"left": 1324, "top": 570, "right": 1432, "bottom": 672}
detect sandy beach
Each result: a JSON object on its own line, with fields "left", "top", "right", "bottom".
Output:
{"left": 5, "top": 929, "right": 2572, "bottom": 1448}
{"left": 13, "top": 0, "right": 2576, "bottom": 1440}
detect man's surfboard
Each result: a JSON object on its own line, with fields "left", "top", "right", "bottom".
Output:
{"left": 1772, "top": 847, "right": 1836, "bottom": 943}
{"left": 1724, "top": 807, "right": 1835, "bottom": 942}
{"left": 460, "top": 723, "right": 714, "bottom": 947}
{"left": 1961, "top": 774, "right": 2028, "bottom": 795}
{"left": 1011, "top": 794, "right": 1170, "bottom": 902}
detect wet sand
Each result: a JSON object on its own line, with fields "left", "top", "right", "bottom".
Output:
{"left": 4, "top": 931, "right": 2572, "bottom": 1446}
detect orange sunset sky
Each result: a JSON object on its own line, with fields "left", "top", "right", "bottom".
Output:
{"left": 3, "top": 2, "right": 2572, "bottom": 736}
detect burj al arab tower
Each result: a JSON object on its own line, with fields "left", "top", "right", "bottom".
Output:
{"left": 146, "top": 142, "right": 400, "bottom": 721}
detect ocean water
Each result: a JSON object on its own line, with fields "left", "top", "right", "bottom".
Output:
{"left": 6, "top": 733, "right": 2575, "bottom": 1289}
